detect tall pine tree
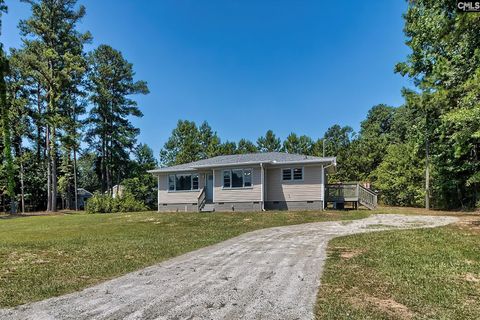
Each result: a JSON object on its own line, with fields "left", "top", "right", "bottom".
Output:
{"left": 87, "top": 44, "right": 149, "bottom": 193}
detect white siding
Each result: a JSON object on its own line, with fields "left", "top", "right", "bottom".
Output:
{"left": 266, "top": 165, "right": 324, "bottom": 201}
{"left": 214, "top": 166, "right": 262, "bottom": 202}
{"left": 157, "top": 173, "right": 205, "bottom": 204}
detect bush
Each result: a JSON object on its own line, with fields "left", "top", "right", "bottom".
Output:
{"left": 86, "top": 192, "right": 147, "bottom": 214}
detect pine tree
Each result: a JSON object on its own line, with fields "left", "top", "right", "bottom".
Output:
{"left": 0, "top": 1, "right": 16, "bottom": 213}
{"left": 19, "top": 0, "right": 91, "bottom": 211}
{"left": 256, "top": 130, "right": 281, "bottom": 152}
{"left": 237, "top": 139, "right": 258, "bottom": 154}
{"left": 283, "top": 133, "right": 314, "bottom": 155}
{"left": 87, "top": 44, "right": 149, "bottom": 193}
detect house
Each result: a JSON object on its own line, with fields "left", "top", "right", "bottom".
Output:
{"left": 148, "top": 152, "right": 336, "bottom": 212}
{"left": 105, "top": 185, "right": 125, "bottom": 198}
{"left": 76, "top": 188, "right": 93, "bottom": 210}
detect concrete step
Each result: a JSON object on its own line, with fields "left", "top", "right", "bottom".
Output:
{"left": 201, "top": 204, "right": 215, "bottom": 212}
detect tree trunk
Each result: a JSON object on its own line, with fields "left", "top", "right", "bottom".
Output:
{"left": 36, "top": 83, "right": 42, "bottom": 161}
{"left": 73, "top": 147, "right": 78, "bottom": 211}
{"left": 19, "top": 146, "right": 25, "bottom": 214}
{"left": 46, "top": 125, "right": 51, "bottom": 211}
{"left": 51, "top": 126, "right": 57, "bottom": 212}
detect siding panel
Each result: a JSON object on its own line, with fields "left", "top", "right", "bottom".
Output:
{"left": 266, "top": 166, "right": 324, "bottom": 201}
{"left": 214, "top": 167, "right": 262, "bottom": 202}
{"left": 158, "top": 173, "right": 205, "bottom": 204}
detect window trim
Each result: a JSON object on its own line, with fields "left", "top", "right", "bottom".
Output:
{"left": 222, "top": 168, "right": 254, "bottom": 189}
{"left": 281, "top": 167, "right": 304, "bottom": 182}
{"left": 167, "top": 173, "right": 200, "bottom": 192}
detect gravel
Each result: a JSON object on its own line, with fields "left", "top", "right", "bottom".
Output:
{"left": 0, "top": 214, "right": 457, "bottom": 320}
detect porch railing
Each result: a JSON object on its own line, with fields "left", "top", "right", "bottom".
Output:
{"left": 197, "top": 187, "right": 206, "bottom": 212}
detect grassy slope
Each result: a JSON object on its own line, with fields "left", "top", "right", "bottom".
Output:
{"left": 0, "top": 210, "right": 369, "bottom": 308}
{"left": 316, "top": 217, "right": 480, "bottom": 319}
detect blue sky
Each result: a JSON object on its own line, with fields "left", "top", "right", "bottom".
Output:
{"left": 3, "top": 0, "right": 412, "bottom": 156}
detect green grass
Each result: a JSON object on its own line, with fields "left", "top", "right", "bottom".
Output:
{"left": 0, "top": 210, "right": 368, "bottom": 308}
{"left": 316, "top": 219, "right": 480, "bottom": 319}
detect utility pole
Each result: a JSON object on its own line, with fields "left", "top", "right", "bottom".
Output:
{"left": 425, "top": 137, "right": 430, "bottom": 210}
{"left": 425, "top": 109, "right": 430, "bottom": 210}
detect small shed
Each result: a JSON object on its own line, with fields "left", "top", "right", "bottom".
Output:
{"left": 77, "top": 188, "right": 93, "bottom": 210}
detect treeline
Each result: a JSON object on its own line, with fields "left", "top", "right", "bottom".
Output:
{"left": 0, "top": 0, "right": 155, "bottom": 213}
{"left": 1, "top": 0, "right": 479, "bottom": 212}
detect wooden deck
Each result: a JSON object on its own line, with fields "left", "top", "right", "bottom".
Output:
{"left": 326, "top": 183, "right": 378, "bottom": 210}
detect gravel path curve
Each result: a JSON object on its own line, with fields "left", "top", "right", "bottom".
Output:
{"left": 0, "top": 214, "right": 457, "bottom": 320}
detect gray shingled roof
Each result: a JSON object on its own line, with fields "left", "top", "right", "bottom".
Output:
{"left": 148, "top": 152, "right": 336, "bottom": 173}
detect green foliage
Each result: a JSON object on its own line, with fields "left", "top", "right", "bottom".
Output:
{"left": 256, "top": 130, "right": 281, "bottom": 152}
{"left": 77, "top": 152, "right": 100, "bottom": 192}
{"left": 393, "top": 0, "right": 480, "bottom": 208}
{"left": 86, "top": 192, "right": 147, "bottom": 214}
{"left": 373, "top": 142, "right": 425, "bottom": 206}
{"left": 283, "top": 133, "right": 314, "bottom": 155}
{"left": 122, "top": 143, "right": 157, "bottom": 209}
{"left": 87, "top": 44, "right": 149, "bottom": 192}
{"left": 237, "top": 139, "right": 258, "bottom": 154}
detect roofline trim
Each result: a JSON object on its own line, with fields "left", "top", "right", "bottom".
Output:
{"left": 147, "top": 158, "right": 336, "bottom": 174}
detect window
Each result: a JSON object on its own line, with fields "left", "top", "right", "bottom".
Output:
{"left": 176, "top": 174, "right": 192, "bottom": 191}
{"left": 244, "top": 169, "right": 252, "bottom": 187}
{"left": 232, "top": 169, "right": 243, "bottom": 188}
{"left": 282, "top": 168, "right": 303, "bottom": 181}
{"left": 192, "top": 175, "right": 199, "bottom": 190}
{"left": 223, "top": 168, "right": 253, "bottom": 188}
{"left": 293, "top": 168, "right": 303, "bottom": 180}
{"left": 282, "top": 168, "right": 292, "bottom": 181}
{"left": 168, "top": 173, "right": 199, "bottom": 191}
{"left": 223, "top": 170, "right": 231, "bottom": 188}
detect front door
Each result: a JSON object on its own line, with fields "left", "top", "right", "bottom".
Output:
{"left": 206, "top": 174, "right": 213, "bottom": 203}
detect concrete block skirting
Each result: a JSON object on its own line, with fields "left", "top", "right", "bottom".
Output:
{"left": 158, "top": 203, "right": 198, "bottom": 212}
{"left": 214, "top": 202, "right": 262, "bottom": 212}
{"left": 265, "top": 201, "right": 324, "bottom": 211}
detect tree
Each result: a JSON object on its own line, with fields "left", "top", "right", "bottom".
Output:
{"left": 218, "top": 141, "right": 237, "bottom": 155}
{"left": 257, "top": 130, "right": 281, "bottom": 152}
{"left": 77, "top": 152, "right": 100, "bottom": 192}
{"left": 355, "top": 104, "right": 396, "bottom": 183}
{"left": 159, "top": 120, "right": 202, "bottom": 166}
{"left": 0, "top": 1, "right": 17, "bottom": 213}
{"left": 123, "top": 143, "right": 158, "bottom": 208}
{"left": 237, "top": 139, "right": 258, "bottom": 154}
{"left": 19, "top": 0, "right": 91, "bottom": 211}
{"left": 87, "top": 44, "right": 149, "bottom": 193}
{"left": 374, "top": 142, "right": 425, "bottom": 207}
{"left": 198, "top": 121, "right": 221, "bottom": 159}
{"left": 323, "top": 125, "right": 354, "bottom": 157}
{"left": 395, "top": 0, "right": 480, "bottom": 208}
{"left": 283, "top": 133, "right": 314, "bottom": 155}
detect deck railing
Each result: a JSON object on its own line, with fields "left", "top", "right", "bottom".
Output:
{"left": 358, "top": 185, "right": 377, "bottom": 209}
{"left": 326, "top": 183, "right": 359, "bottom": 201}
{"left": 326, "top": 182, "right": 378, "bottom": 209}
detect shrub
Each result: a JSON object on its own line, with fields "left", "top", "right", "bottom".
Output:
{"left": 86, "top": 192, "right": 147, "bottom": 214}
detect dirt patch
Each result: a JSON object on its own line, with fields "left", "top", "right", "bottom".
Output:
{"left": 332, "top": 247, "right": 365, "bottom": 260}
{"left": 352, "top": 294, "right": 414, "bottom": 319}
{"left": 464, "top": 273, "right": 480, "bottom": 283}
{"left": 454, "top": 218, "right": 480, "bottom": 234}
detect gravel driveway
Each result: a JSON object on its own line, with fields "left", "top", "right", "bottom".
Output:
{"left": 0, "top": 214, "right": 457, "bottom": 320}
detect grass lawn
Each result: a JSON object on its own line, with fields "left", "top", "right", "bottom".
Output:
{"left": 316, "top": 213, "right": 480, "bottom": 319}
{"left": 0, "top": 210, "right": 369, "bottom": 308}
